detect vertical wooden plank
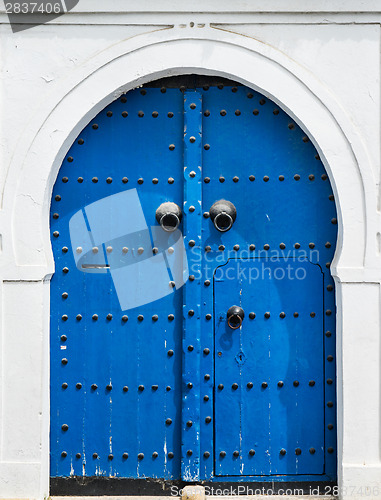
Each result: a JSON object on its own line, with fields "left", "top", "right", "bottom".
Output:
{"left": 182, "top": 90, "right": 202, "bottom": 481}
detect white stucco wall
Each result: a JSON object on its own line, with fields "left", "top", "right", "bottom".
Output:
{"left": 0, "top": 2, "right": 380, "bottom": 499}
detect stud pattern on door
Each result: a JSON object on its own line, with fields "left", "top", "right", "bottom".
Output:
{"left": 50, "top": 80, "right": 337, "bottom": 483}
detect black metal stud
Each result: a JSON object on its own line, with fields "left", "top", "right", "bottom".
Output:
{"left": 168, "top": 314, "right": 175, "bottom": 321}
{"left": 138, "top": 314, "right": 144, "bottom": 321}
{"left": 168, "top": 452, "right": 174, "bottom": 458}
{"left": 91, "top": 384, "right": 98, "bottom": 390}
{"left": 233, "top": 451, "right": 239, "bottom": 457}
{"left": 249, "top": 244, "right": 255, "bottom": 251}
{"left": 55, "top": 195, "right": 61, "bottom": 201}
{"left": 294, "top": 174, "right": 300, "bottom": 181}
{"left": 186, "top": 450, "right": 192, "bottom": 456}
{"left": 123, "top": 452, "right": 129, "bottom": 459}
{"left": 76, "top": 383, "right": 82, "bottom": 389}
{"left": 279, "top": 175, "right": 285, "bottom": 181}
{"left": 249, "top": 312, "right": 256, "bottom": 319}
{"left": 122, "top": 177, "right": 128, "bottom": 183}
{"left": 204, "top": 374, "right": 210, "bottom": 381}
{"left": 263, "top": 176, "right": 269, "bottom": 182}
{"left": 262, "top": 382, "right": 268, "bottom": 389}
{"left": 327, "top": 378, "right": 333, "bottom": 385}
{"left": 328, "top": 424, "right": 334, "bottom": 430}
{"left": 293, "top": 381, "right": 299, "bottom": 387}
{"left": 280, "top": 449, "right": 287, "bottom": 455}
{"left": 204, "top": 451, "right": 210, "bottom": 458}
{"left": 93, "top": 453, "right": 98, "bottom": 459}
{"left": 188, "top": 345, "right": 194, "bottom": 352}
{"left": 106, "top": 384, "right": 112, "bottom": 391}
{"left": 61, "top": 335, "right": 67, "bottom": 342}
{"left": 78, "top": 139, "right": 84, "bottom": 145}
{"left": 61, "top": 424, "right": 69, "bottom": 431}
{"left": 310, "top": 312, "right": 316, "bottom": 318}
{"left": 249, "top": 449, "right": 255, "bottom": 456}
{"left": 61, "top": 358, "right": 68, "bottom": 365}
{"left": 309, "top": 243, "right": 315, "bottom": 249}
{"left": 327, "top": 401, "right": 334, "bottom": 408}
{"left": 253, "top": 109, "right": 259, "bottom": 115}
{"left": 138, "top": 453, "right": 144, "bottom": 460}
{"left": 92, "top": 314, "right": 98, "bottom": 321}
{"left": 107, "top": 313, "right": 113, "bottom": 321}
{"left": 205, "top": 314, "right": 212, "bottom": 321}
{"left": 76, "top": 453, "right": 81, "bottom": 458}
{"left": 62, "top": 314, "right": 68, "bottom": 321}
{"left": 205, "top": 246, "right": 211, "bottom": 253}
{"left": 220, "top": 451, "right": 226, "bottom": 457}
{"left": 204, "top": 395, "right": 209, "bottom": 401}
{"left": 294, "top": 312, "right": 299, "bottom": 317}
{"left": 187, "top": 382, "right": 193, "bottom": 389}
{"left": 108, "top": 454, "right": 114, "bottom": 460}
{"left": 138, "top": 385, "right": 144, "bottom": 391}
{"left": 219, "top": 176, "right": 225, "bottom": 183}
{"left": 218, "top": 384, "right": 224, "bottom": 390}
{"left": 169, "top": 144, "right": 175, "bottom": 151}
{"left": 247, "top": 382, "right": 253, "bottom": 389}
{"left": 280, "top": 312, "right": 286, "bottom": 318}
{"left": 326, "top": 331, "right": 332, "bottom": 337}
{"left": 233, "top": 244, "right": 240, "bottom": 251}
{"left": 327, "top": 355, "right": 334, "bottom": 361}
{"left": 295, "top": 448, "right": 302, "bottom": 455}
{"left": 205, "top": 416, "right": 212, "bottom": 423}
{"left": 92, "top": 177, "right": 98, "bottom": 183}
{"left": 61, "top": 451, "right": 67, "bottom": 458}
{"left": 166, "top": 418, "right": 172, "bottom": 425}
{"left": 152, "top": 452, "right": 158, "bottom": 458}
{"left": 152, "top": 112, "right": 158, "bottom": 118}
{"left": 264, "top": 312, "right": 270, "bottom": 318}
{"left": 123, "top": 386, "right": 129, "bottom": 392}
{"left": 76, "top": 314, "right": 82, "bottom": 321}
{"left": 310, "top": 448, "right": 316, "bottom": 454}
{"left": 152, "top": 385, "right": 158, "bottom": 391}
{"left": 309, "top": 380, "right": 316, "bottom": 386}
{"left": 63, "top": 267, "right": 69, "bottom": 274}
{"left": 167, "top": 350, "right": 174, "bottom": 357}
{"left": 327, "top": 447, "right": 334, "bottom": 454}
{"left": 278, "top": 381, "right": 284, "bottom": 387}
{"left": 232, "top": 383, "right": 238, "bottom": 390}
{"left": 187, "top": 420, "right": 193, "bottom": 427}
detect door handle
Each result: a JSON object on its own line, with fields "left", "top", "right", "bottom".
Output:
{"left": 209, "top": 200, "right": 237, "bottom": 232}
{"left": 156, "top": 202, "right": 182, "bottom": 232}
{"left": 227, "top": 305, "right": 245, "bottom": 329}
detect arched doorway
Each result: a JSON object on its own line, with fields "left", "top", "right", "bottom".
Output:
{"left": 50, "top": 75, "right": 337, "bottom": 492}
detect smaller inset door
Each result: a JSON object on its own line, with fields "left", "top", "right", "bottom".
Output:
{"left": 214, "top": 258, "right": 324, "bottom": 476}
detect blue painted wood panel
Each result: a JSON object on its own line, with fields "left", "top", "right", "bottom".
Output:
{"left": 50, "top": 81, "right": 337, "bottom": 482}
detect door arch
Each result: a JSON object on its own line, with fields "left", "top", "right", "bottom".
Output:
{"left": 50, "top": 76, "right": 337, "bottom": 491}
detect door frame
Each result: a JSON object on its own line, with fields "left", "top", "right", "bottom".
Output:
{"left": 3, "top": 29, "right": 375, "bottom": 498}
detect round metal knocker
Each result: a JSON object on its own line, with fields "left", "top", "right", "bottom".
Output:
{"left": 156, "top": 202, "right": 182, "bottom": 232}
{"left": 209, "top": 200, "right": 237, "bottom": 232}
{"left": 227, "top": 305, "right": 245, "bottom": 329}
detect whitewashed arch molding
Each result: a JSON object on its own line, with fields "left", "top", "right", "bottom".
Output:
{"left": 3, "top": 26, "right": 375, "bottom": 283}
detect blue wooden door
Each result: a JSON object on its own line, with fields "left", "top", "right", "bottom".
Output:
{"left": 50, "top": 78, "right": 337, "bottom": 485}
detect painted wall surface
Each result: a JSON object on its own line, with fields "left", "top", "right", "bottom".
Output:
{"left": 0, "top": 2, "right": 380, "bottom": 499}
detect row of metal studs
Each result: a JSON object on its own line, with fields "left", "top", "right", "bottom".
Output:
{"left": 59, "top": 174, "right": 329, "bottom": 183}
{"left": 58, "top": 310, "right": 333, "bottom": 321}
{"left": 59, "top": 447, "right": 335, "bottom": 460}
{"left": 59, "top": 380, "right": 334, "bottom": 391}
